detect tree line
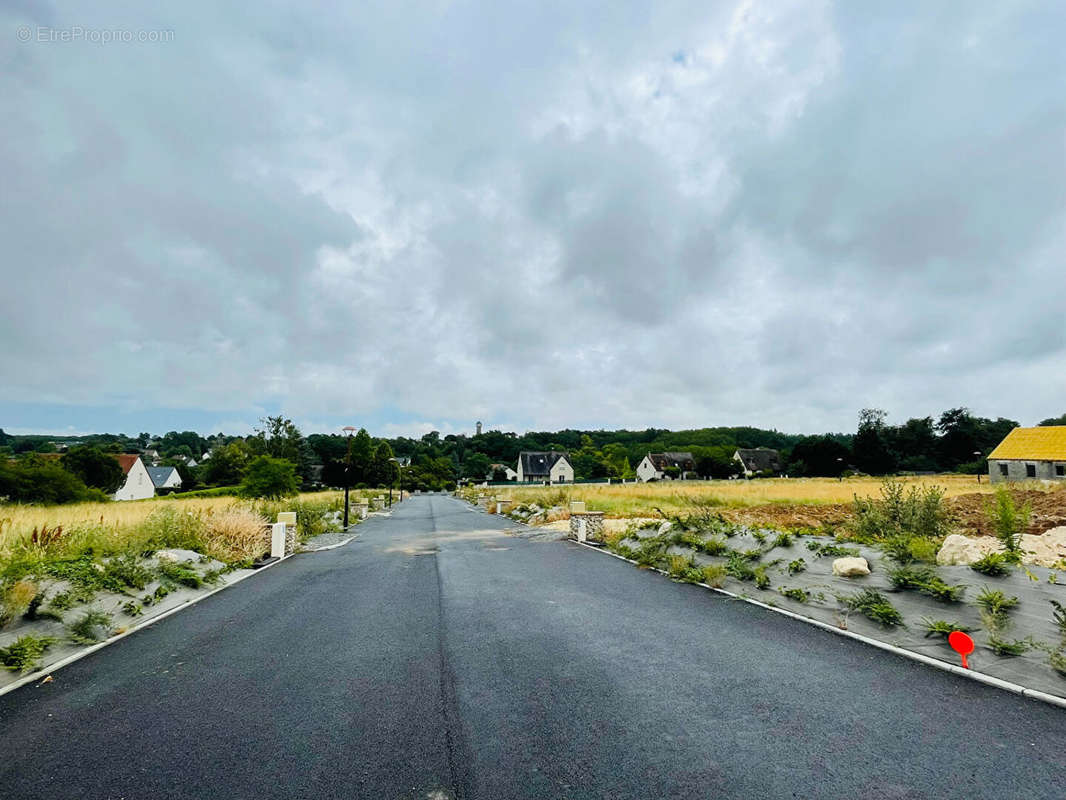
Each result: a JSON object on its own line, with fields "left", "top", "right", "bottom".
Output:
{"left": 2, "top": 407, "right": 1063, "bottom": 503}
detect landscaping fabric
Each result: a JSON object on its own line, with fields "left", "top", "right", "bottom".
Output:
{"left": 622, "top": 529, "right": 1066, "bottom": 699}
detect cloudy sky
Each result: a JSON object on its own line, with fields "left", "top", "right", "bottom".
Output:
{"left": 1, "top": 1, "right": 1063, "bottom": 439}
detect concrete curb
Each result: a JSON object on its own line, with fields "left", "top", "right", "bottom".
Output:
{"left": 0, "top": 553, "right": 295, "bottom": 698}
{"left": 576, "top": 540, "right": 1066, "bottom": 710}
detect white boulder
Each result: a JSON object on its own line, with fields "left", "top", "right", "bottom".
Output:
{"left": 1019, "top": 527, "right": 1066, "bottom": 567}
{"left": 832, "top": 557, "right": 871, "bottom": 577}
{"left": 936, "top": 534, "right": 1004, "bottom": 566}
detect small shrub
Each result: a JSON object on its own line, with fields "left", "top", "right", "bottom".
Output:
{"left": 121, "top": 600, "right": 143, "bottom": 617}
{"left": 635, "top": 538, "right": 667, "bottom": 569}
{"left": 1048, "top": 649, "right": 1066, "bottom": 677}
{"left": 0, "top": 634, "right": 56, "bottom": 672}
{"left": 780, "top": 587, "right": 809, "bottom": 603}
{"left": 988, "top": 636, "right": 1029, "bottom": 657}
{"left": 771, "top": 532, "right": 794, "bottom": 549}
{"left": 667, "top": 554, "right": 702, "bottom": 584}
{"left": 975, "top": 587, "right": 1018, "bottom": 618}
{"left": 807, "top": 542, "right": 860, "bottom": 558}
{"left": 921, "top": 618, "right": 971, "bottom": 639}
{"left": 1051, "top": 600, "right": 1066, "bottom": 635}
{"left": 987, "top": 487, "right": 1030, "bottom": 562}
{"left": 102, "top": 555, "right": 153, "bottom": 591}
{"left": 701, "top": 564, "right": 727, "bottom": 588}
{"left": 67, "top": 610, "right": 113, "bottom": 644}
{"left": 738, "top": 548, "right": 763, "bottom": 562}
{"left": 840, "top": 589, "right": 903, "bottom": 627}
{"left": 752, "top": 565, "right": 771, "bottom": 590}
{"left": 970, "top": 552, "right": 1011, "bottom": 577}
{"left": 881, "top": 534, "right": 938, "bottom": 565}
{"left": 158, "top": 561, "right": 203, "bottom": 589}
{"left": 726, "top": 552, "right": 756, "bottom": 582}
{"left": 888, "top": 566, "right": 966, "bottom": 603}
{"left": 786, "top": 558, "right": 807, "bottom": 576}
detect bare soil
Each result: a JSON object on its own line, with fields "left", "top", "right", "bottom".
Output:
{"left": 714, "top": 488, "right": 1066, "bottom": 538}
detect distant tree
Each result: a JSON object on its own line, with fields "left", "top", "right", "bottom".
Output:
{"left": 61, "top": 445, "right": 124, "bottom": 493}
{"left": 350, "top": 428, "right": 374, "bottom": 484}
{"left": 852, "top": 408, "right": 896, "bottom": 475}
{"left": 1039, "top": 414, "right": 1066, "bottom": 427}
{"left": 0, "top": 455, "right": 105, "bottom": 504}
{"left": 201, "top": 440, "right": 252, "bottom": 486}
{"left": 367, "top": 441, "right": 399, "bottom": 487}
{"left": 159, "top": 430, "right": 207, "bottom": 458}
{"left": 240, "top": 456, "right": 299, "bottom": 499}
{"left": 788, "top": 436, "right": 851, "bottom": 477}
{"left": 463, "top": 452, "right": 491, "bottom": 481}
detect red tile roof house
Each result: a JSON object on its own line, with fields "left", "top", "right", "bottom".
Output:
{"left": 112, "top": 454, "right": 155, "bottom": 501}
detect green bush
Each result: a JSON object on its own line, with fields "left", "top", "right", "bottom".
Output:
{"left": 0, "top": 456, "right": 106, "bottom": 504}
{"left": 852, "top": 480, "right": 949, "bottom": 544}
{"left": 975, "top": 587, "right": 1018, "bottom": 618}
{"left": 240, "top": 456, "right": 299, "bottom": 499}
{"left": 787, "top": 558, "right": 807, "bottom": 575}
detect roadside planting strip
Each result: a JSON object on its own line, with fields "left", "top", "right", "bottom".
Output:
{"left": 0, "top": 552, "right": 297, "bottom": 698}
{"left": 576, "top": 540, "right": 1066, "bottom": 710}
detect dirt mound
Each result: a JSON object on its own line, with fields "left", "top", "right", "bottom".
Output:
{"left": 947, "top": 488, "right": 1066, "bottom": 538}
{"left": 716, "top": 487, "right": 1066, "bottom": 539}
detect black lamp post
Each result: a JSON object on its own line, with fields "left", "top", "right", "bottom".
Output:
{"left": 342, "top": 426, "right": 356, "bottom": 528}
{"left": 975, "top": 450, "right": 983, "bottom": 483}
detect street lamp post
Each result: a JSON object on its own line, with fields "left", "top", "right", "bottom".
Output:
{"left": 342, "top": 426, "right": 356, "bottom": 529}
{"left": 975, "top": 450, "right": 983, "bottom": 483}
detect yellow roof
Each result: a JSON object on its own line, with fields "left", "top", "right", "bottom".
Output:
{"left": 988, "top": 426, "right": 1066, "bottom": 461}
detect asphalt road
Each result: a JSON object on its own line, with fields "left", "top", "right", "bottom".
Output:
{"left": 2, "top": 494, "right": 1066, "bottom": 799}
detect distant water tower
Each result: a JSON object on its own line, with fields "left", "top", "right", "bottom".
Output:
{"left": 476, "top": 421, "right": 482, "bottom": 436}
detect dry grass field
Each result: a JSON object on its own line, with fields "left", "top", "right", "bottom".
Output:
{"left": 496, "top": 474, "right": 994, "bottom": 515}
{"left": 489, "top": 475, "right": 1066, "bottom": 536}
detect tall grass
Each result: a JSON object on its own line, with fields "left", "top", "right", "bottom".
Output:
{"left": 0, "top": 489, "right": 365, "bottom": 579}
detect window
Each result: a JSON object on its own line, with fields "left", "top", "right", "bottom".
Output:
{"left": 1026, "top": 463, "right": 1037, "bottom": 478}
{"left": 999, "top": 463, "right": 1009, "bottom": 476}
{"left": 1057, "top": 465, "right": 1065, "bottom": 477}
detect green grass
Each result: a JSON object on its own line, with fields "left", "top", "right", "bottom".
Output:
{"left": 701, "top": 564, "right": 727, "bottom": 588}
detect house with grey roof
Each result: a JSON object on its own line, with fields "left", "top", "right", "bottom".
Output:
{"left": 516, "top": 451, "right": 573, "bottom": 484}
{"left": 733, "top": 448, "right": 783, "bottom": 478}
{"left": 636, "top": 452, "right": 696, "bottom": 482}
{"left": 146, "top": 465, "right": 183, "bottom": 493}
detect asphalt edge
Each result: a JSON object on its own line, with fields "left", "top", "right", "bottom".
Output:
{"left": 0, "top": 551, "right": 296, "bottom": 698}
{"left": 575, "top": 539, "right": 1066, "bottom": 710}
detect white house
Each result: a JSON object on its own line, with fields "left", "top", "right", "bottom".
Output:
{"left": 516, "top": 451, "right": 574, "bottom": 483}
{"left": 146, "top": 465, "right": 183, "bottom": 493}
{"left": 112, "top": 454, "right": 155, "bottom": 501}
{"left": 636, "top": 452, "right": 697, "bottom": 482}
{"left": 488, "top": 463, "right": 518, "bottom": 481}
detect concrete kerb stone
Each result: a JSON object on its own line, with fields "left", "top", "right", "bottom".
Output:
{"left": 574, "top": 541, "right": 1066, "bottom": 710}
{"left": 0, "top": 552, "right": 296, "bottom": 699}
